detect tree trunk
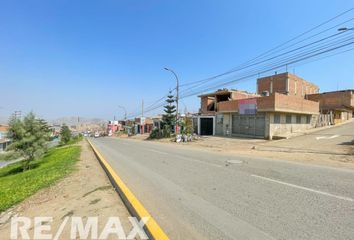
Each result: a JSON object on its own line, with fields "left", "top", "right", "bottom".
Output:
{"left": 22, "top": 158, "right": 32, "bottom": 171}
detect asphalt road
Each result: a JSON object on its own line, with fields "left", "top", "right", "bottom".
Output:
{"left": 91, "top": 136, "right": 354, "bottom": 240}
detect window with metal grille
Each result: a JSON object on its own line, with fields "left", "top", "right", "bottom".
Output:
{"left": 306, "top": 115, "right": 311, "bottom": 124}
{"left": 274, "top": 114, "right": 280, "bottom": 124}
{"left": 286, "top": 114, "right": 292, "bottom": 124}
{"left": 296, "top": 115, "right": 302, "bottom": 124}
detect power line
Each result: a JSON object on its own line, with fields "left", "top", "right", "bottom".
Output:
{"left": 179, "top": 32, "right": 353, "bottom": 97}
{"left": 125, "top": 7, "right": 354, "bottom": 119}
{"left": 127, "top": 39, "right": 353, "bottom": 118}
{"left": 180, "top": 7, "right": 354, "bottom": 88}
{"left": 180, "top": 41, "right": 353, "bottom": 98}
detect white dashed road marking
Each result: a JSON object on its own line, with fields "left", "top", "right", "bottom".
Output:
{"left": 252, "top": 174, "right": 354, "bottom": 202}
{"left": 316, "top": 134, "right": 340, "bottom": 140}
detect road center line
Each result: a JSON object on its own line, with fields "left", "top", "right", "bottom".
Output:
{"left": 147, "top": 149, "right": 169, "bottom": 155}
{"left": 251, "top": 174, "right": 354, "bottom": 202}
{"left": 316, "top": 134, "right": 340, "bottom": 140}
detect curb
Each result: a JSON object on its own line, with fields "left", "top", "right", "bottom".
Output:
{"left": 87, "top": 139, "right": 169, "bottom": 240}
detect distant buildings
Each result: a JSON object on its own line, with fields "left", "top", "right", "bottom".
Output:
{"left": 307, "top": 89, "right": 354, "bottom": 124}
{"left": 0, "top": 124, "right": 10, "bottom": 152}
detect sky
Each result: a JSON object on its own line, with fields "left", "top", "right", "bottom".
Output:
{"left": 0, "top": 0, "right": 353, "bottom": 122}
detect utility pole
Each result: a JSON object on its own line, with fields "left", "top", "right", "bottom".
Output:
{"left": 141, "top": 99, "right": 144, "bottom": 134}
{"left": 164, "top": 67, "right": 179, "bottom": 134}
{"left": 142, "top": 99, "right": 144, "bottom": 117}
{"left": 14, "top": 111, "right": 22, "bottom": 120}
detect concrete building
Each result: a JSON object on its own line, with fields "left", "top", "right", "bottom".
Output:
{"left": 197, "top": 72, "right": 320, "bottom": 139}
{"left": 107, "top": 120, "right": 122, "bottom": 135}
{"left": 306, "top": 89, "right": 354, "bottom": 124}
{"left": 135, "top": 117, "right": 154, "bottom": 134}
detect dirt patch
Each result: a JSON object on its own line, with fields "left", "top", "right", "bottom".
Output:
{"left": 0, "top": 141, "right": 133, "bottom": 239}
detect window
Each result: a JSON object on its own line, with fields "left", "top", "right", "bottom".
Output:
{"left": 216, "top": 114, "right": 223, "bottom": 124}
{"left": 286, "top": 115, "right": 292, "bottom": 124}
{"left": 306, "top": 115, "right": 311, "bottom": 124}
{"left": 274, "top": 114, "right": 280, "bottom": 124}
{"left": 270, "top": 80, "right": 273, "bottom": 94}
{"left": 296, "top": 115, "right": 301, "bottom": 124}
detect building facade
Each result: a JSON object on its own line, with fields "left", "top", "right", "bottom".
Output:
{"left": 197, "top": 72, "right": 320, "bottom": 139}
{"left": 306, "top": 89, "right": 354, "bottom": 124}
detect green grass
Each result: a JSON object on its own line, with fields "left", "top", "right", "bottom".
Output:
{"left": 0, "top": 145, "right": 81, "bottom": 212}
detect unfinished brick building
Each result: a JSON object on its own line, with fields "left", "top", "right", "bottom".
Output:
{"left": 307, "top": 90, "right": 354, "bottom": 124}
{"left": 197, "top": 72, "right": 320, "bottom": 139}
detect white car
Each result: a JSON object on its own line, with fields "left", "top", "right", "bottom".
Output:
{"left": 94, "top": 132, "right": 100, "bottom": 138}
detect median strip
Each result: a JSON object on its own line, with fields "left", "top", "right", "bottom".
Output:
{"left": 87, "top": 139, "right": 169, "bottom": 240}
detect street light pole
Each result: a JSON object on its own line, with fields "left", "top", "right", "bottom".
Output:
{"left": 164, "top": 67, "right": 179, "bottom": 134}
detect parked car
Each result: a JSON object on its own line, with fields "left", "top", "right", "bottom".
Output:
{"left": 94, "top": 132, "right": 100, "bottom": 138}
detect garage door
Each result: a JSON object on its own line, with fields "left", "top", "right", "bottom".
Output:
{"left": 200, "top": 118, "right": 214, "bottom": 135}
{"left": 232, "top": 114, "right": 265, "bottom": 137}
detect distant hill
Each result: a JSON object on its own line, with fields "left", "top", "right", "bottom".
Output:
{"left": 50, "top": 117, "right": 106, "bottom": 126}
{"left": 0, "top": 115, "right": 10, "bottom": 125}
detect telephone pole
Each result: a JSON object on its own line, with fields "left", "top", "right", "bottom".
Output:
{"left": 142, "top": 99, "right": 144, "bottom": 117}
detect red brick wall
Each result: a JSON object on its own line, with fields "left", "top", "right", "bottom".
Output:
{"left": 274, "top": 93, "right": 319, "bottom": 113}
{"left": 218, "top": 100, "right": 239, "bottom": 112}
{"left": 257, "top": 72, "right": 319, "bottom": 97}
{"left": 307, "top": 90, "right": 354, "bottom": 109}
{"left": 218, "top": 93, "right": 319, "bottom": 114}
{"left": 231, "top": 91, "right": 258, "bottom": 100}
{"left": 200, "top": 96, "right": 215, "bottom": 114}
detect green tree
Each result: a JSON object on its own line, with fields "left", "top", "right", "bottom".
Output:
{"left": 60, "top": 125, "right": 71, "bottom": 145}
{"left": 162, "top": 91, "right": 176, "bottom": 131}
{"left": 8, "top": 112, "right": 51, "bottom": 171}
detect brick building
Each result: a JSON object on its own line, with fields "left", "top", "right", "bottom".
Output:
{"left": 257, "top": 72, "right": 319, "bottom": 96}
{"left": 307, "top": 90, "right": 354, "bottom": 124}
{"left": 196, "top": 72, "right": 320, "bottom": 139}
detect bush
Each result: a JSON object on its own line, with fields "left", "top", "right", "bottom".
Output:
{"left": 148, "top": 128, "right": 161, "bottom": 139}
{"left": 148, "top": 126, "right": 172, "bottom": 139}
{"left": 60, "top": 125, "right": 71, "bottom": 145}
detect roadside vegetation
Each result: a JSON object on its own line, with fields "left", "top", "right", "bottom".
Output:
{"left": 59, "top": 124, "right": 83, "bottom": 145}
{"left": 149, "top": 91, "right": 194, "bottom": 140}
{"left": 59, "top": 124, "right": 71, "bottom": 145}
{"left": 0, "top": 151, "right": 22, "bottom": 161}
{"left": 0, "top": 145, "right": 80, "bottom": 212}
{"left": 0, "top": 111, "right": 83, "bottom": 212}
{"left": 149, "top": 92, "right": 176, "bottom": 139}
{"left": 8, "top": 112, "right": 52, "bottom": 171}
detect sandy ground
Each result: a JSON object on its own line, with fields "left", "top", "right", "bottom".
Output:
{"left": 0, "top": 141, "right": 136, "bottom": 239}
